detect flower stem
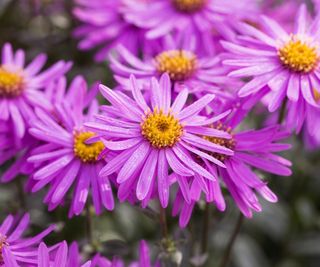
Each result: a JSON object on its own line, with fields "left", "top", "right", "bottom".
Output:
{"left": 16, "top": 177, "right": 27, "bottom": 210}
{"left": 86, "top": 204, "right": 93, "bottom": 246}
{"left": 159, "top": 206, "right": 168, "bottom": 239}
{"left": 219, "top": 213, "right": 244, "bottom": 267}
{"left": 201, "top": 203, "right": 210, "bottom": 254}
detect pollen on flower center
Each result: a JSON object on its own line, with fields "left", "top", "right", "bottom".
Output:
{"left": 0, "top": 67, "right": 24, "bottom": 97}
{"left": 172, "top": 0, "right": 207, "bottom": 13}
{"left": 155, "top": 50, "right": 197, "bottom": 81}
{"left": 278, "top": 36, "right": 319, "bottom": 73}
{"left": 73, "top": 131, "right": 104, "bottom": 163}
{"left": 204, "top": 122, "right": 236, "bottom": 162}
{"left": 141, "top": 109, "right": 183, "bottom": 148}
{"left": 0, "top": 234, "right": 9, "bottom": 264}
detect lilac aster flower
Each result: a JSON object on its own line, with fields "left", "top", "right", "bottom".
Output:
{"left": 261, "top": 0, "right": 301, "bottom": 32}
{"left": 0, "top": 75, "right": 74, "bottom": 184}
{"left": 0, "top": 132, "right": 36, "bottom": 183}
{"left": 110, "top": 34, "right": 238, "bottom": 100}
{"left": 128, "top": 240, "right": 160, "bottom": 267}
{"left": 28, "top": 76, "right": 115, "bottom": 216}
{"left": 172, "top": 110, "right": 292, "bottom": 227}
{"left": 34, "top": 242, "right": 91, "bottom": 267}
{"left": 92, "top": 240, "right": 159, "bottom": 267}
{"left": 0, "top": 43, "right": 71, "bottom": 141}
{"left": 222, "top": 4, "right": 320, "bottom": 135}
{"left": 85, "top": 73, "right": 234, "bottom": 207}
{"left": 125, "top": 0, "right": 259, "bottom": 43}
{"left": 73, "top": 0, "right": 152, "bottom": 62}
{"left": 0, "top": 213, "right": 55, "bottom": 266}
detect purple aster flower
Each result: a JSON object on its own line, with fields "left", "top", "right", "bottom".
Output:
{"left": 0, "top": 213, "right": 55, "bottom": 266}
{"left": 34, "top": 241, "right": 91, "bottom": 267}
{"left": 261, "top": 0, "right": 302, "bottom": 32}
{"left": 303, "top": 106, "right": 320, "bottom": 149}
{"left": 171, "top": 109, "right": 292, "bottom": 227}
{"left": 85, "top": 73, "right": 234, "bottom": 208}
{"left": 0, "top": 132, "right": 36, "bottom": 183}
{"left": 222, "top": 4, "right": 320, "bottom": 135}
{"left": 110, "top": 34, "right": 238, "bottom": 100}
{"left": 124, "top": 0, "right": 259, "bottom": 45}
{"left": 27, "top": 76, "right": 115, "bottom": 216}
{"left": 128, "top": 240, "right": 160, "bottom": 267}
{"left": 0, "top": 75, "right": 74, "bottom": 184}
{"left": 0, "top": 43, "right": 72, "bottom": 140}
{"left": 73, "top": 0, "right": 153, "bottom": 62}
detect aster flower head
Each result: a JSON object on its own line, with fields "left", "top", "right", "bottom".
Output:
{"left": 73, "top": 0, "right": 152, "bottom": 62}
{"left": 0, "top": 73, "right": 75, "bottom": 184}
{"left": 222, "top": 4, "right": 320, "bottom": 134}
{"left": 0, "top": 131, "right": 36, "bottom": 184}
{"left": 0, "top": 213, "right": 55, "bottom": 266}
{"left": 0, "top": 43, "right": 71, "bottom": 140}
{"left": 85, "top": 73, "right": 234, "bottom": 208}
{"left": 172, "top": 109, "right": 292, "bottom": 227}
{"left": 110, "top": 34, "right": 238, "bottom": 100}
{"left": 28, "top": 76, "right": 115, "bottom": 217}
{"left": 261, "top": 0, "right": 302, "bottom": 32}
{"left": 34, "top": 242, "right": 91, "bottom": 267}
{"left": 124, "top": 0, "right": 259, "bottom": 47}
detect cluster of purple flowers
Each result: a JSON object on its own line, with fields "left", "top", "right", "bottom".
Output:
{"left": 0, "top": 213, "right": 156, "bottom": 266}
{"left": 1, "top": 0, "right": 320, "bottom": 265}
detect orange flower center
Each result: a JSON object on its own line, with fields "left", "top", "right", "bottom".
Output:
{"left": 73, "top": 131, "right": 104, "bottom": 163}
{"left": 0, "top": 67, "right": 24, "bottom": 97}
{"left": 141, "top": 109, "right": 183, "bottom": 148}
{"left": 278, "top": 35, "right": 319, "bottom": 73}
{"left": 155, "top": 50, "right": 197, "bottom": 81}
{"left": 204, "top": 122, "right": 236, "bottom": 162}
{"left": 172, "top": 0, "right": 207, "bottom": 13}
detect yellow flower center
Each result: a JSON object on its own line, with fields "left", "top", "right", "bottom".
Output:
{"left": 155, "top": 50, "right": 197, "bottom": 82}
{"left": 0, "top": 67, "right": 24, "bottom": 97}
{"left": 0, "top": 235, "right": 8, "bottom": 264}
{"left": 141, "top": 109, "right": 183, "bottom": 148}
{"left": 278, "top": 36, "right": 319, "bottom": 73}
{"left": 204, "top": 122, "right": 236, "bottom": 162}
{"left": 73, "top": 131, "right": 104, "bottom": 163}
{"left": 172, "top": 0, "right": 207, "bottom": 13}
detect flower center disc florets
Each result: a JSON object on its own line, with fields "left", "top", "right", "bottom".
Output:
{"left": 204, "top": 122, "right": 236, "bottom": 162}
{"left": 278, "top": 35, "right": 319, "bottom": 73}
{"left": 0, "top": 234, "right": 9, "bottom": 264}
{"left": 172, "top": 0, "right": 207, "bottom": 13}
{"left": 155, "top": 50, "right": 197, "bottom": 81}
{"left": 0, "top": 66, "right": 24, "bottom": 97}
{"left": 73, "top": 131, "right": 104, "bottom": 163}
{"left": 141, "top": 109, "right": 183, "bottom": 148}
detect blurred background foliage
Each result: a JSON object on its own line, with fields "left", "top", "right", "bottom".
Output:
{"left": 0, "top": 1, "right": 320, "bottom": 266}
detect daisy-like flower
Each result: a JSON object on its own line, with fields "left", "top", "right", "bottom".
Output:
{"left": 124, "top": 0, "right": 259, "bottom": 42}
{"left": 0, "top": 75, "right": 74, "bottom": 184}
{"left": 73, "top": 0, "right": 153, "bottom": 62}
{"left": 0, "top": 43, "right": 71, "bottom": 141}
{"left": 35, "top": 242, "right": 91, "bottom": 267}
{"left": 0, "top": 213, "right": 55, "bottom": 266}
{"left": 261, "top": 0, "right": 301, "bottom": 32}
{"left": 28, "top": 76, "right": 114, "bottom": 216}
{"left": 85, "top": 74, "right": 234, "bottom": 207}
{"left": 110, "top": 34, "right": 237, "bottom": 100}
{"left": 127, "top": 240, "right": 160, "bottom": 267}
{"left": 0, "top": 132, "right": 36, "bottom": 183}
{"left": 172, "top": 110, "right": 292, "bottom": 227}
{"left": 222, "top": 4, "right": 320, "bottom": 134}
{"left": 67, "top": 242, "right": 110, "bottom": 267}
